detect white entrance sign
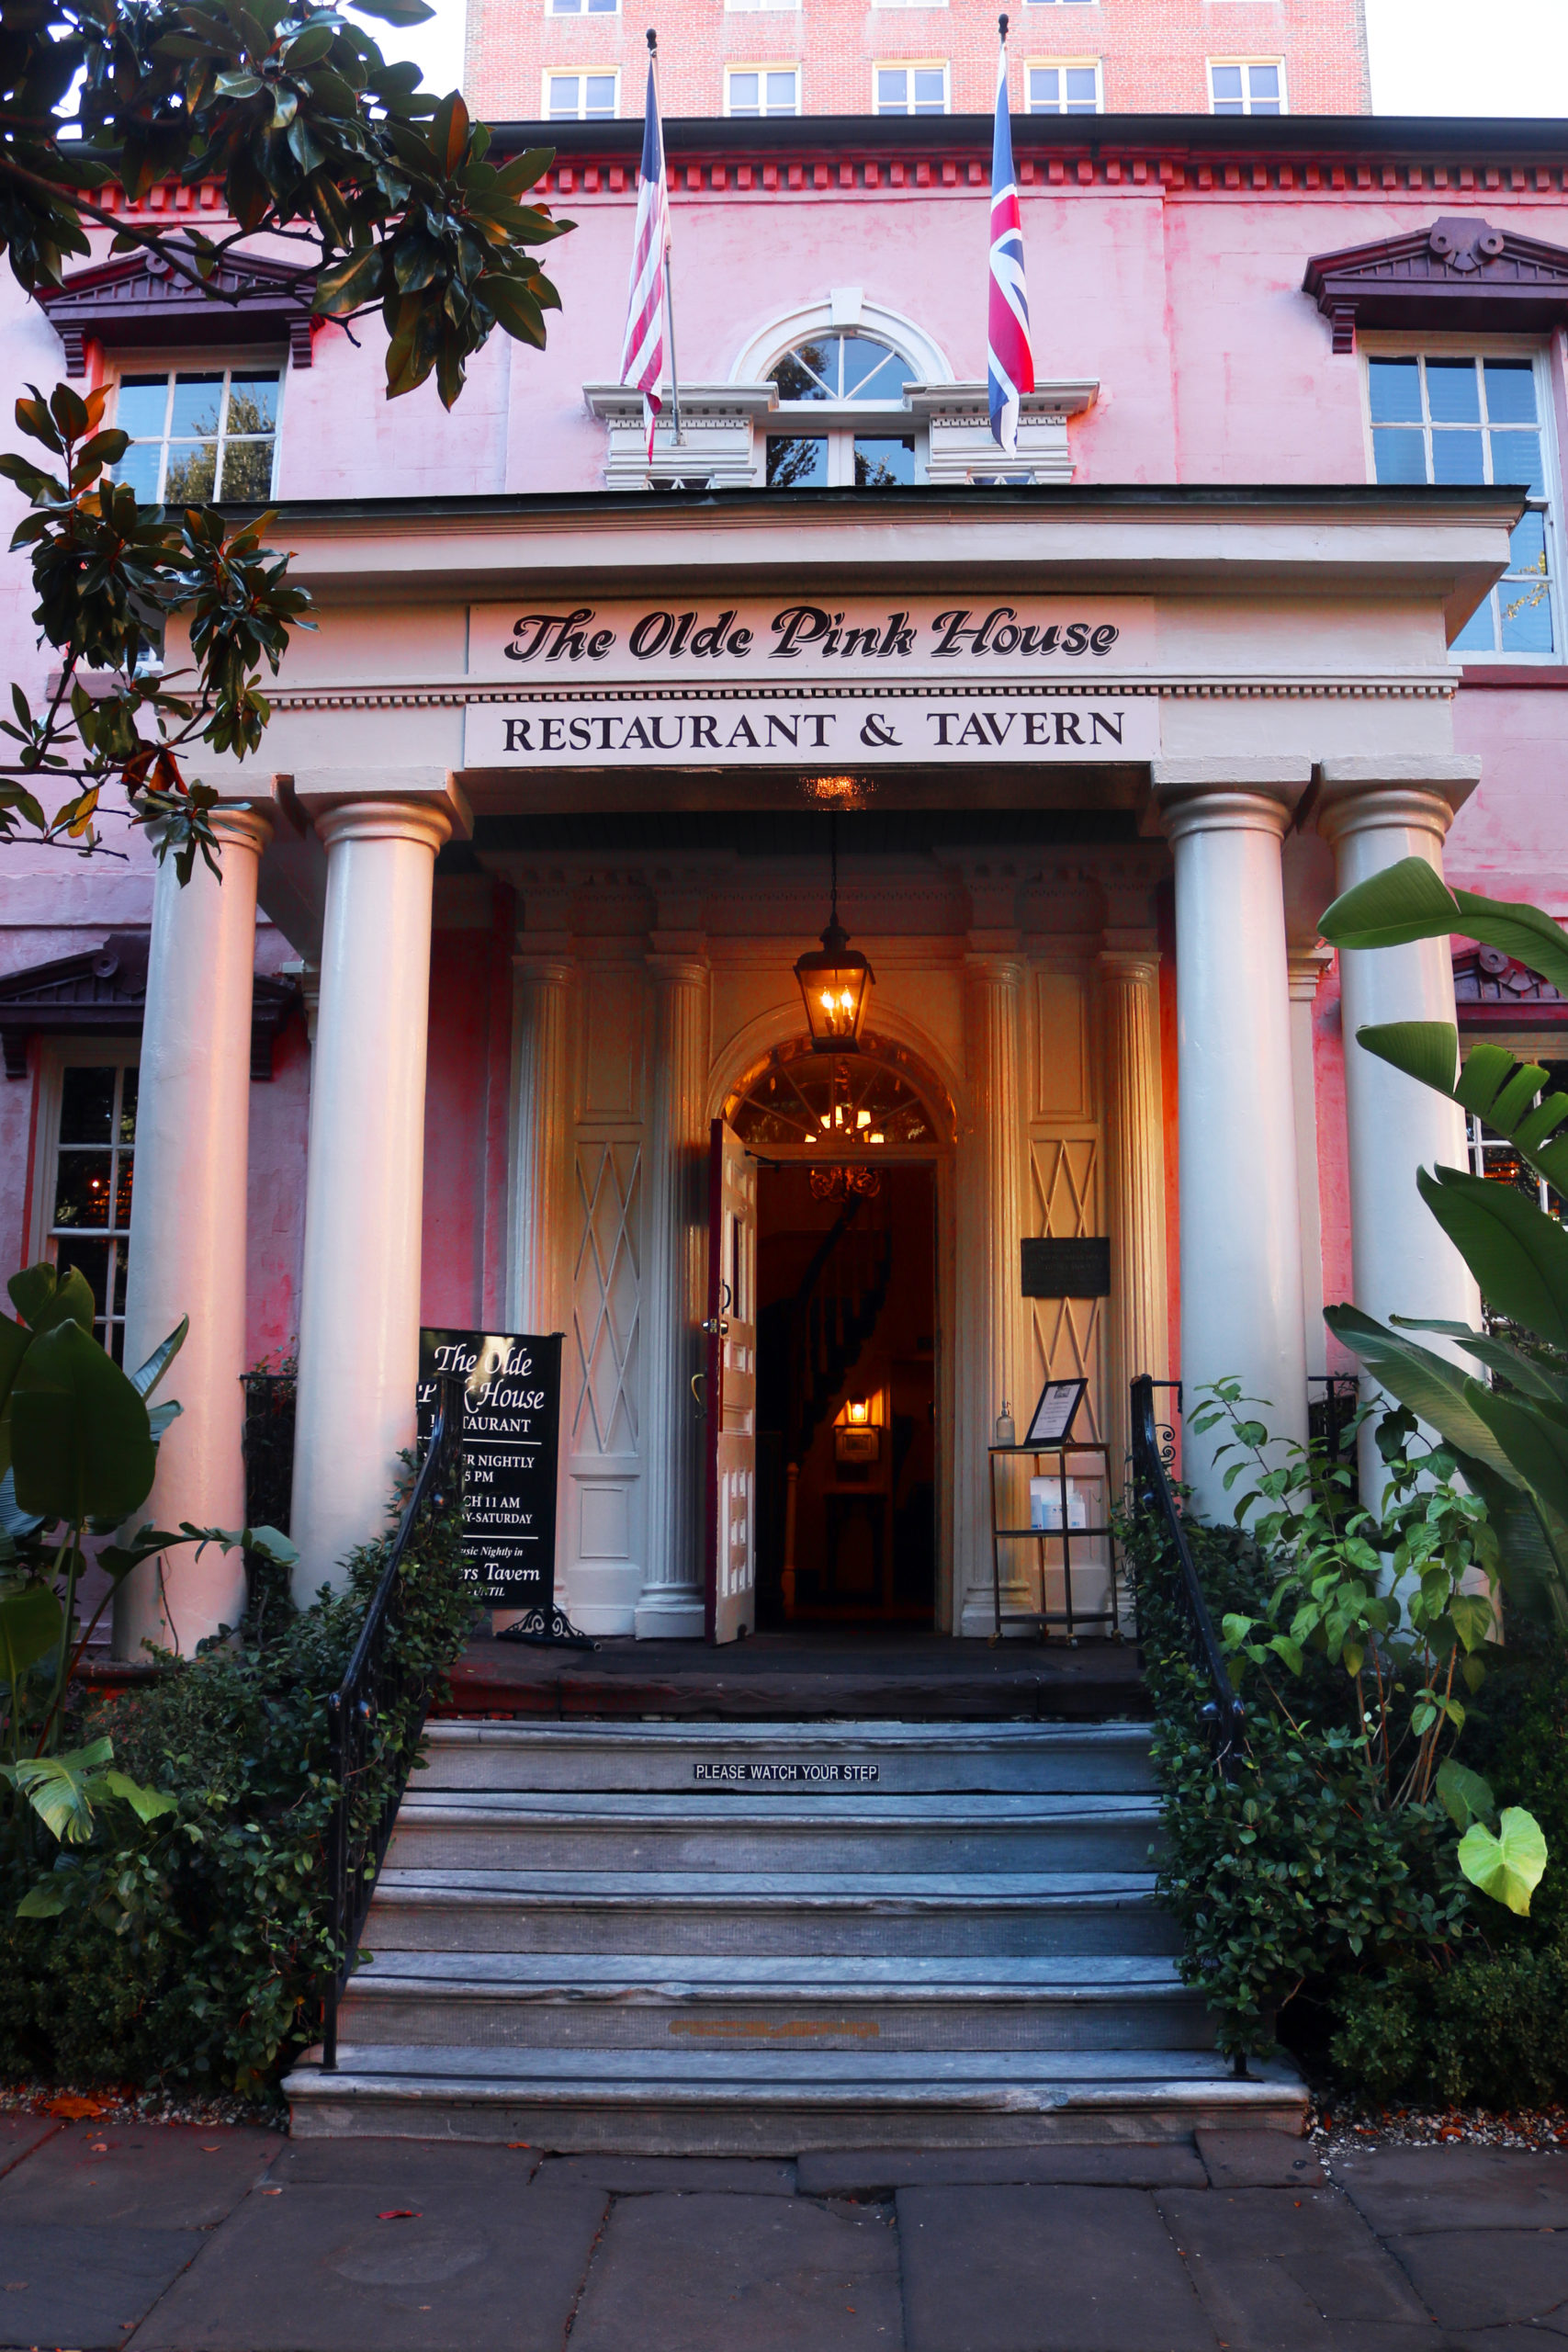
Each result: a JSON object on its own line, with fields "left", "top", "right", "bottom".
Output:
{"left": 466, "top": 595, "right": 1156, "bottom": 683}
{"left": 465, "top": 689, "right": 1158, "bottom": 768}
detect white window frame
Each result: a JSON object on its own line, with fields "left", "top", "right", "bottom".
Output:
{"left": 1024, "top": 56, "right": 1102, "bottom": 112}
{"left": 1207, "top": 57, "right": 1286, "bottom": 113}
{"left": 872, "top": 59, "right": 951, "bottom": 114}
{"left": 546, "top": 0, "right": 618, "bottom": 16}
{"left": 1359, "top": 332, "right": 1565, "bottom": 667}
{"left": 543, "top": 67, "right": 620, "bottom": 118}
{"left": 29, "top": 1039, "right": 140, "bottom": 1362}
{"left": 872, "top": 0, "right": 949, "bottom": 13}
{"left": 725, "top": 0, "right": 800, "bottom": 14}
{"left": 724, "top": 63, "right": 803, "bottom": 115}
{"left": 107, "top": 353, "right": 287, "bottom": 504}
{"left": 1023, "top": 0, "right": 1099, "bottom": 7}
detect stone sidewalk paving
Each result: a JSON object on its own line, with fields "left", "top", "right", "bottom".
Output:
{"left": 0, "top": 2116, "right": 1563, "bottom": 2350}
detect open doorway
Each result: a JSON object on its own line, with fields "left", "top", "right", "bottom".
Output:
{"left": 753, "top": 1160, "right": 937, "bottom": 1627}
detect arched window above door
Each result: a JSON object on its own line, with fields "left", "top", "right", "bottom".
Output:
{"left": 725, "top": 1036, "right": 952, "bottom": 1151}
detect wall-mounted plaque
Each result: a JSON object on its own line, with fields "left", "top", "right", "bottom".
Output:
{"left": 1021, "top": 1238, "right": 1111, "bottom": 1298}
{"left": 417, "top": 1329, "right": 562, "bottom": 1611}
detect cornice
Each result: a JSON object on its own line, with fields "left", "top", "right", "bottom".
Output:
{"left": 263, "top": 673, "right": 1457, "bottom": 714}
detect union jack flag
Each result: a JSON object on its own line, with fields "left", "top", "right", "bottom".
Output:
{"left": 619, "top": 57, "right": 671, "bottom": 459}
{"left": 987, "top": 35, "right": 1034, "bottom": 454}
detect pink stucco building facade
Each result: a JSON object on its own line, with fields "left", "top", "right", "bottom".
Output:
{"left": 1, "top": 111, "right": 1562, "bottom": 1653}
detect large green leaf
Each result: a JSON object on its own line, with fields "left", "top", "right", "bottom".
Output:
{"left": 1393, "top": 1317, "right": 1568, "bottom": 1405}
{"left": 1467, "top": 1383, "right": 1568, "bottom": 1527}
{"left": 128, "top": 1317, "right": 187, "bottom": 1403}
{"left": 1357, "top": 1022, "right": 1460, "bottom": 1095}
{"left": 0, "top": 1316, "right": 34, "bottom": 1485}
{"left": 0, "top": 1585, "right": 64, "bottom": 1690}
{"left": 1436, "top": 1758, "right": 1496, "bottom": 1832}
{"left": 1459, "top": 1805, "right": 1549, "bottom": 1916}
{"left": 1416, "top": 1166, "right": 1568, "bottom": 1348}
{"left": 1323, "top": 1305, "right": 1523, "bottom": 1484}
{"left": 1320, "top": 856, "right": 1568, "bottom": 1001}
{"left": 6, "top": 1263, "right": 95, "bottom": 1338}
{"left": 10, "top": 1321, "right": 155, "bottom": 1529}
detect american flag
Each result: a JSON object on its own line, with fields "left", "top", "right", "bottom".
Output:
{"left": 619, "top": 56, "right": 671, "bottom": 459}
{"left": 987, "top": 32, "right": 1034, "bottom": 453}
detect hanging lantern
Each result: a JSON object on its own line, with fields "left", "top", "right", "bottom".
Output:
{"left": 794, "top": 817, "right": 874, "bottom": 1051}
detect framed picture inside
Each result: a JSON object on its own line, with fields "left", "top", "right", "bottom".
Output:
{"left": 1023, "top": 1376, "right": 1088, "bottom": 1447}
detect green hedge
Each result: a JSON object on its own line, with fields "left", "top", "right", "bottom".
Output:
{"left": 0, "top": 1476, "right": 471, "bottom": 2098}
{"left": 1130, "top": 1502, "right": 1568, "bottom": 2104}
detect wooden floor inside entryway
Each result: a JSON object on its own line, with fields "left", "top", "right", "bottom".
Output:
{"left": 438, "top": 1626, "right": 1147, "bottom": 1723}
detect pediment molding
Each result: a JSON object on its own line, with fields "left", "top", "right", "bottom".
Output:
{"left": 36, "top": 239, "right": 316, "bottom": 377}
{"left": 1304, "top": 215, "right": 1568, "bottom": 353}
{"left": 0, "top": 933, "right": 299, "bottom": 1080}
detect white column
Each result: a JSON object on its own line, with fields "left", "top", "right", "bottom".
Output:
{"left": 115, "top": 804, "right": 272, "bottom": 1659}
{"left": 508, "top": 953, "right": 574, "bottom": 1336}
{"left": 1317, "top": 758, "right": 1484, "bottom": 1384}
{"left": 635, "top": 953, "right": 709, "bottom": 1638}
{"left": 958, "top": 952, "right": 1029, "bottom": 1630}
{"left": 1287, "top": 948, "right": 1333, "bottom": 1379}
{"left": 1099, "top": 950, "right": 1169, "bottom": 1488}
{"left": 289, "top": 798, "right": 450, "bottom": 1601}
{"left": 1154, "top": 758, "right": 1310, "bottom": 1518}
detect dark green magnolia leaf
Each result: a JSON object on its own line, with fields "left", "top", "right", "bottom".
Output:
{"left": 282, "top": 21, "right": 337, "bottom": 65}
{"left": 346, "top": 0, "right": 435, "bottom": 20}
{"left": 313, "top": 244, "right": 386, "bottom": 313}
{"left": 11, "top": 1320, "right": 156, "bottom": 1529}
{"left": 1416, "top": 1165, "right": 1568, "bottom": 1348}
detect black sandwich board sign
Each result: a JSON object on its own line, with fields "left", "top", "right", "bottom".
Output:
{"left": 417, "top": 1328, "right": 574, "bottom": 1634}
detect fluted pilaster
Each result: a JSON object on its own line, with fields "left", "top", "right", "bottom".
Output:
{"left": 1099, "top": 951, "right": 1168, "bottom": 1489}
{"left": 637, "top": 953, "right": 710, "bottom": 1635}
{"left": 508, "top": 954, "right": 574, "bottom": 1338}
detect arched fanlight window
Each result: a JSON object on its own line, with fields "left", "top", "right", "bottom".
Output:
{"left": 764, "top": 334, "right": 920, "bottom": 490}
{"left": 725, "top": 1036, "right": 949, "bottom": 1153}
{"left": 768, "top": 334, "right": 915, "bottom": 406}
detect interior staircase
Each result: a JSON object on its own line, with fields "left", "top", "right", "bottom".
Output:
{"left": 284, "top": 1718, "right": 1306, "bottom": 2150}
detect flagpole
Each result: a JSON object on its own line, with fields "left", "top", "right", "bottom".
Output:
{"left": 647, "top": 28, "right": 683, "bottom": 445}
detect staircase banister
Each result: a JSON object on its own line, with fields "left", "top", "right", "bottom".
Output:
{"left": 1129, "top": 1374, "right": 1247, "bottom": 1773}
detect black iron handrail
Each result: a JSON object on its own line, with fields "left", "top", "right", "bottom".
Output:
{"left": 1130, "top": 1372, "right": 1247, "bottom": 1775}
{"left": 321, "top": 1370, "right": 464, "bottom": 2070}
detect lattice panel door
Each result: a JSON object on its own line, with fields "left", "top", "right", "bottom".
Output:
{"left": 1029, "top": 1136, "right": 1105, "bottom": 1442}
{"left": 572, "top": 1142, "right": 641, "bottom": 1457}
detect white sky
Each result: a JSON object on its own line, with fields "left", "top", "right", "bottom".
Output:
{"left": 371, "top": 0, "right": 1568, "bottom": 115}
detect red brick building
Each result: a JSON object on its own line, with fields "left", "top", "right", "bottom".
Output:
{"left": 466, "top": 0, "right": 1370, "bottom": 127}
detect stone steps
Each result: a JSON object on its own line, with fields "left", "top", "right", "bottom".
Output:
{"left": 338, "top": 1951, "right": 1213, "bottom": 2051}
{"left": 365, "top": 1867, "right": 1182, "bottom": 1956}
{"left": 285, "top": 1716, "right": 1308, "bottom": 2151}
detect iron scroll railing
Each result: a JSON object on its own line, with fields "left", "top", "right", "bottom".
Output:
{"left": 1129, "top": 1372, "right": 1247, "bottom": 1775}
{"left": 321, "top": 1369, "right": 464, "bottom": 2071}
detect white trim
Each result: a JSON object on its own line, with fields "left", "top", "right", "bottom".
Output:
{"left": 29, "top": 1038, "right": 141, "bottom": 1358}
{"left": 730, "top": 297, "right": 953, "bottom": 390}
{"left": 723, "top": 62, "right": 803, "bottom": 115}
{"left": 1023, "top": 56, "right": 1103, "bottom": 112}
{"left": 107, "top": 356, "right": 285, "bottom": 503}
{"left": 1206, "top": 56, "right": 1287, "bottom": 114}
{"left": 872, "top": 59, "right": 951, "bottom": 114}
{"left": 543, "top": 65, "right": 620, "bottom": 118}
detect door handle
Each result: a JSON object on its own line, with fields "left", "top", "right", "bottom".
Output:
{"left": 701, "top": 1317, "right": 729, "bottom": 1338}
{"left": 691, "top": 1372, "right": 706, "bottom": 1413}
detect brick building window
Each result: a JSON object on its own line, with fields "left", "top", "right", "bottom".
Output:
{"left": 547, "top": 70, "right": 617, "bottom": 116}
{"left": 1026, "top": 61, "right": 1100, "bottom": 112}
{"left": 1368, "top": 353, "right": 1557, "bottom": 657}
{"left": 874, "top": 62, "right": 949, "bottom": 113}
{"left": 547, "top": 0, "right": 616, "bottom": 14}
{"left": 1208, "top": 59, "right": 1284, "bottom": 113}
{"left": 726, "top": 0, "right": 799, "bottom": 13}
{"left": 38, "top": 1048, "right": 138, "bottom": 1362}
{"left": 763, "top": 332, "right": 920, "bottom": 487}
{"left": 111, "top": 366, "right": 280, "bottom": 503}
{"left": 726, "top": 66, "right": 801, "bottom": 114}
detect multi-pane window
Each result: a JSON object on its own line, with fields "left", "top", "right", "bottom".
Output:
{"left": 766, "top": 435, "right": 915, "bottom": 488}
{"left": 726, "top": 0, "right": 799, "bottom": 14}
{"left": 1208, "top": 59, "right": 1284, "bottom": 113}
{"left": 1024, "top": 0, "right": 1096, "bottom": 6}
{"left": 1369, "top": 356, "right": 1555, "bottom": 657}
{"left": 1027, "top": 61, "right": 1100, "bottom": 111}
{"left": 1467, "top": 1062, "right": 1568, "bottom": 1224}
{"left": 546, "top": 71, "right": 616, "bottom": 116}
{"left": 547, "top": 0, "right": 615, "bottom": 14}
{"left": 874, "top": 62, "right": 948, "bottom": 113}
{"left": 46, "top": 1058, "right": 137, "bottom": 1362}
{"left": 764, "top": 335, "right": 919, "bottom": 488}
{"left": 113, "top": 368, "right": 279, "bottom": 503}
{"left": 726, "top": 66, "right": 800, "bottom": 113}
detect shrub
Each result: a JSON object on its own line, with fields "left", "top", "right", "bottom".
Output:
{"left": 0, "top": 1469, "right": 471, "bottom": 2098}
